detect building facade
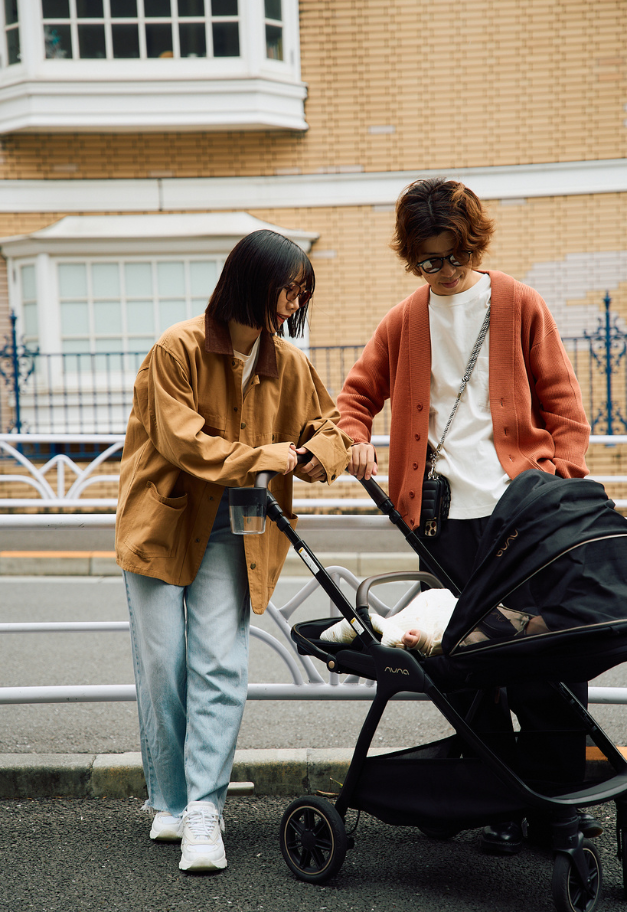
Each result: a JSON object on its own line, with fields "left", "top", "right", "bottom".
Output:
{"left": 0, "top": 0, "right": 625, "bottom": 437}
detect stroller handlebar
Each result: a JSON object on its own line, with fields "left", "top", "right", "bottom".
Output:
{"left": 254, "top": 450, "right": 311, "bottom": 491}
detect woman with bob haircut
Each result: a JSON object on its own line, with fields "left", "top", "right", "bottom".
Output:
{"left": 337, "top": 177, "right": 598, "bottom": 855}
{"left": 116, "top": 228, "right": 351, "bottom": 873}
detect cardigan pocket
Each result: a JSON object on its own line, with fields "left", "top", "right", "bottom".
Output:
{"left": 125, "top": 481, "right": 188, "bottom": 559}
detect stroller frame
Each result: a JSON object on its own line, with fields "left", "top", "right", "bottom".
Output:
{"left": 260, "top": 474, "right": 627, "bottom": 912}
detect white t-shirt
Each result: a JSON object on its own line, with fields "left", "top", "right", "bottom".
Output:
{"left": 428, "top": 273, "right": 510, "bottom": 519}
{"left": 233, "top": 335, "right": 261, "bottom": 391}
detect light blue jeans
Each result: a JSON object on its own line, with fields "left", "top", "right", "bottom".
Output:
{"left": 124, "top": 495, "right": 250, "bottom": 817}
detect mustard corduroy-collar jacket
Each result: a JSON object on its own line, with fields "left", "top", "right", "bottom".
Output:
{"left": 115, "top": 314, "right": 352, "bottom": 612}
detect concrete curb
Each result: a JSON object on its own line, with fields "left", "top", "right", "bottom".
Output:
{"left": 0, "top": 552, "right": 419, "bottom": 577}
{"left": 0, "top": 748, "right": 623, "bottom": 800}
{"left": 0, "top": 750, "right": 357, "bottom": 799}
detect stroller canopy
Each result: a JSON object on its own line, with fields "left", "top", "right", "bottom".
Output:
{"left": 440, "top": 470, "right": 627, "bottom": 657}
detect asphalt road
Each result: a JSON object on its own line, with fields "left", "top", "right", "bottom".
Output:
{"left": 1, "top": 575, "right": 626, "bottom": 754}
{"left": 2, "top": 796, "right": 627, "bottom": 912}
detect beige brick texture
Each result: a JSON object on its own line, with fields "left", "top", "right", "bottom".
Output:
{"left": 0, "top": 0, "right": 624, "bottom": 179}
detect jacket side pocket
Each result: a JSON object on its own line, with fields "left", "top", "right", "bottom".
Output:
{"left": 125, "top": 481, "right": 188, "bottom": 559}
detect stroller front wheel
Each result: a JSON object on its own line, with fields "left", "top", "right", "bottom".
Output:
{"left": 279, "top": 795, "right": 347, "bottom": 884}
{"left": 551, "top": 839, "right": 602, "bottom": 912}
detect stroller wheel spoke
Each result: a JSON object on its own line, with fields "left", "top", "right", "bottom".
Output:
{"left": 279, "top": 796, "right": 348, "bottom": 884}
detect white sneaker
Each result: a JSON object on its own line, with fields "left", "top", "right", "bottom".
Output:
{"left": 179, "top": 801, "right": 227, "bottom": 872}
{"left": 149, "top": 810, "right": 183, "bottom": 842}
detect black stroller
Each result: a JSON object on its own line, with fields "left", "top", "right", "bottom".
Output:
{"left": 232, "top": 465, "right": 627, "bottom": 912}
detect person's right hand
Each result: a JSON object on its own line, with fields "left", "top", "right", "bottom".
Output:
{"left": 347, "top": 443, "right": 377, "bottom": 480}
{"left": 284, "top": 443, "right": 298, "bottom": 475}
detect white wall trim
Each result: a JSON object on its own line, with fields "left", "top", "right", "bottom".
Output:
{"left": 1, "top": 159, "right": 626, "bottom": 214}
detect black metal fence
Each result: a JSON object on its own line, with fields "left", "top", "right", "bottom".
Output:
{"left": 1, "top": 295, "right": 626, "bottom": 446}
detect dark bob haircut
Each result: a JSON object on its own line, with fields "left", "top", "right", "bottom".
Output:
{"left": 391, "top": 178, "right": 495, "bottom": 276}
{"left": 206, "top": 229, "right": 314, "bottom": 337}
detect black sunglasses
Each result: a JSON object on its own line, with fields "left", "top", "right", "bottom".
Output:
{"left": 417, "top": 251, "right": 472, "bottom": 274}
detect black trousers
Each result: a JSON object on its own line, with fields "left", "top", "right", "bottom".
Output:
{"left": 426, "top": 517, "right": 588, "bottom": 785}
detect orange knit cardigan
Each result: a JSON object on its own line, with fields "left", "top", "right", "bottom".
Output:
{"left": 337, "top": 270, "right": 590, "bottom": 530}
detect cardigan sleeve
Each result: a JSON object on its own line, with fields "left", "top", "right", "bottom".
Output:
{"left": 528, "top": 321, "right": 590, "bottom": 479}
{"left": 336, "top": 321, "right": 392, "bottom": 443}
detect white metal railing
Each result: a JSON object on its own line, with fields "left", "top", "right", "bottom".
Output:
{"left": 1, "top": 434, "right": 627, "bottom": 510}
{"left": 1, "top": 433, "right": 627, "bottom": 709}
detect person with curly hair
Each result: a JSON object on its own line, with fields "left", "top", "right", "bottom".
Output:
{"left": 337, "top": 177, "right": 600, "bottom": 854}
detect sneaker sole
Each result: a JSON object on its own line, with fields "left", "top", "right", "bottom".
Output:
{"left": 150, "top": 829, "right": 183, "bottom": 843}
{"left": 179, "top": 855, "right": 227, "bottom": 872}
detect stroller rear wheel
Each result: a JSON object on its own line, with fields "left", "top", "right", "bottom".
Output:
{"left": 279, "top": 796, "right": 348, "bottom": 884}
{"left": 551, "top": 839, "right": 602, "bottom": 912}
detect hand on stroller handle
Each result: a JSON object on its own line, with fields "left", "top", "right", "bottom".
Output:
{"left": 253, "top": 449, "right": 312, "bottom": 492}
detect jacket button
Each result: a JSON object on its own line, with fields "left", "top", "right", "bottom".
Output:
{"left": 409, "top": 490, "right": 415, "bottom": 498}
{"left": 232, "top": 359, "right": 236, "bottom": 367}
{"left": 417, "top": 403, "right": 423, "bottom": 411}
{"left": 250, "top": 562, "right": 256, "bottom": 570}
{"left": 414, "top": 434, "right": 420, "bottom": 441}
{"left": 234, "top": 406, "right": 238, "bottom": 412}
{"left": 241, "top": 422, "right": 246, "bottom": 429}
{"left": 195, "top": 538, "right": 200, "bottom": 543}
{"left": 331, "top": 474, "right": 336, "bottom": 480}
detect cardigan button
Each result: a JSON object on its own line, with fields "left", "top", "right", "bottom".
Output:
{"left": 414, "top": 434, "right": 420, "bottom": 441}
{"left": 416, "top": 403, "right": 423, "bottom": 411}
{"left": 409, "top": 490, "right": 415, "bottom": 498}
{"left": 413, "top": 463, "right": 418, "bottom": 470}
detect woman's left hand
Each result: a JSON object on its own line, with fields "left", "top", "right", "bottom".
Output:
{"left": 295, "top": 447, "right": 327, "bottom": 482}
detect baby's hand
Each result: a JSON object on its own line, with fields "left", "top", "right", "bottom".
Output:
{"left": 401, "top": 628, "right": 427, "bottom": 651}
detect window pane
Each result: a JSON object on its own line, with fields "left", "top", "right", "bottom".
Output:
{"left": 212, "top": 21, "right": 238, "bottom": 56}
{"left": 124, "top": 262, "right": 152, "bottom": 296}
{"left": 265, "top": 24, "right": 282, "bottom": 60}
{"left": 110, "top": 0, "right": 137, "bottom": 14}
{"left": 190, "top": 261, "right": 217, "bottom": 296}
{"left": 159, "top": 300, "right": 186, "bottom": 331}
{"left": 157, "top": 261, "right": 184, "bottom": 296}
{"left": 6, "top": 26, "right": 20, "bottom": 64}
{"left": 21, "top": 265, "right": 36, "bottom": 301}
{"left": 42, "top": 0, "right": 70, "bottom": 16}
{"left": 146, "top": 23, "right": 173, "bottom": 58}
{"left": 112, "top": 24, "right": 140, "bottom": 57}
{"left": 59, "top": 264, "right": 87, "bottom": 298}
{"left": 127, "top": 337, "right": 154, "bottom": 354}
{"left": 4, "top": 0, "right": 18, "bottom": 27}
{"left": 211, "top": 0, "right": 237, "bottom": 15}
{"left": 91, "top": 263, "right": 120, "bottom": 298}
{"left": 127, "top": 300, "right": 154, "bottom": 333}
{"left": 179, "top": 23, "right": 206, "bottom": 57}
{"left": 44, "top": 25, "right": 72, "bottom": 58}
{"left": 23, "top": 302, "right": 38, "bottom": 337}
{"left": 76, "top": 0, "right": 103, "bottom": 16}
{"left": 62, "top": 339, "right": 90, "bottom": 354}
{"left": 94, "top": 301, "right": 122, "bottom": 334}
{"left": 144, "top": 0, "right": 171, "bottom": 16}
{"left": 178, "top": 0, "right": 204, "bottom": 14}
{"left": 264, "top": 0, "right": 281, "bottom": 21}
{"left": 78, "top": 24, "right": 106, "bottom": 58}
{"left": 61, "top": 302, "right": 90, "bottom": 335}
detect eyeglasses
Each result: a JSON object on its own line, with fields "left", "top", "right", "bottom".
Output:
{"left": 416, "top": 251, "right": 472, "bottom": 274}
{"left": 283, "top": 282, "right": 312, "bottom": 307}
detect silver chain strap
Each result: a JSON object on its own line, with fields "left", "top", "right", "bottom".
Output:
{"left": 428, "top": 303, "right": 491, "bottom": 479}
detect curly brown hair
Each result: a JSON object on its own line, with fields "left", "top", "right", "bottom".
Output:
{"left": 391, "top": 178, "right": 495, "bottom": 276}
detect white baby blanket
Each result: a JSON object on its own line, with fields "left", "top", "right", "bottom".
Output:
{"left": 319, "top": 588, "right": 458, "bottom": 657}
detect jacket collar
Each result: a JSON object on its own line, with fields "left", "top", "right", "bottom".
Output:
{"left": 204, "top": 313, "right": 279, "bottom": 378}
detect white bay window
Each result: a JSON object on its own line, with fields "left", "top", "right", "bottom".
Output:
{"left": 0, "top": 0, "right": 306, "bottom": 132}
